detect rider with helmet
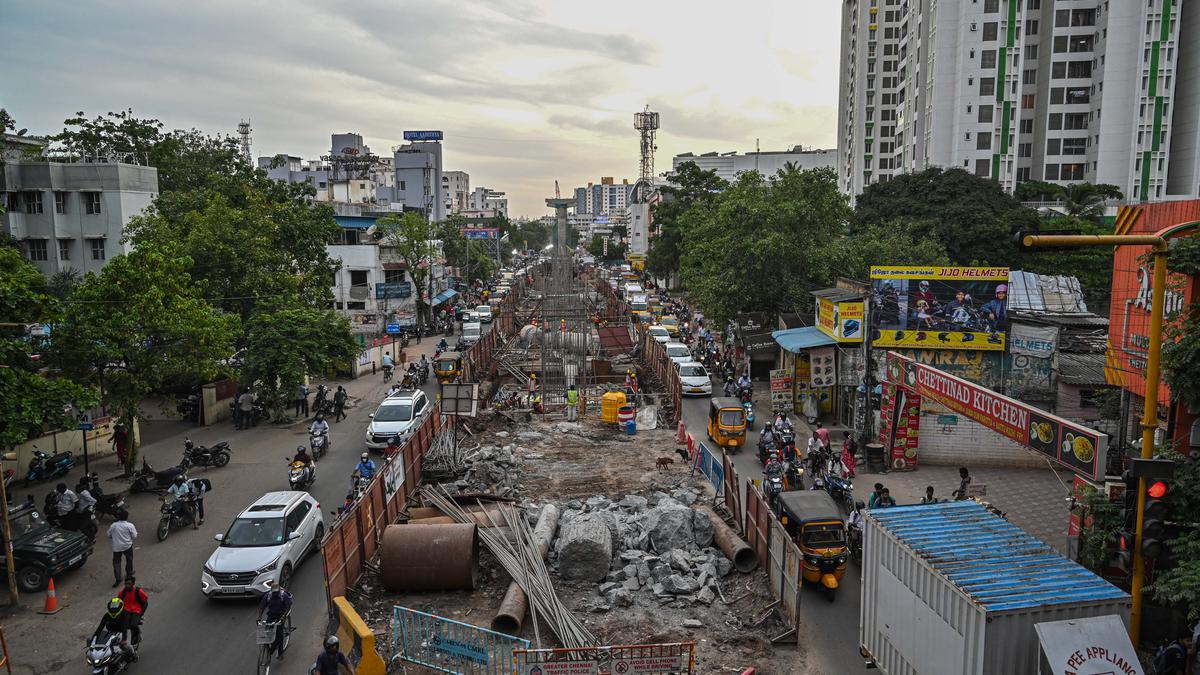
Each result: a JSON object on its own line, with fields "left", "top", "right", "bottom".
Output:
{"left": 166, "top": 475, "right": 198, "bottom": 530}
{"left": 309, "top": 414, "right": 329, "bottom": 437}
{"left": 311, "top": 635, "right": 355, "bottom": 674}
{"left": 93, "top": 597, "right": 137, "bottom": 661}
{"left": 293, "top": 446, "right": 313, "bottom": 466}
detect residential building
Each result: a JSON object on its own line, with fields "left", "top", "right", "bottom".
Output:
{"left": 442, "top": 171, "right": 470, "bottom": 214}
{"left": 1, "top": 141, "right": 159, "bottom": 275}
{"left": 837, "top": 0, "right": 1198, "bottom": 202}
{"left": 571, "top": 177, "right": 633, "bottom": 216}
{"left": 258, "top": 133, "right": 396, "bottom": 207}
{"left": 671, "top": 147, "right": 836, "bottom": 183}
{"left": 468, "top": 186, "right": 508, "bottom": 218}
{"left": 394, "top": 140, "right": 444, "bottom": 222}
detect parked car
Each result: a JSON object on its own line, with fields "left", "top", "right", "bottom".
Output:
{"left": 201, "top": 491, "right": 324, "bottom": 597}
{"left": 675, "top": 361, "right": 713, "bottom": 397}
{"left": 648, "top": 325, "right": 671, "bottom": 343}
{"left": 664, "top": 342, "right": 692, "bottom": 365}
{"left": 1, "top": 504, "right": 93, "bottom": 592}
{"left": 364, "top": 389, "right": 430, "bottom": 452}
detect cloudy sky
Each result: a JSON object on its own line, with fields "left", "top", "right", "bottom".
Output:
{"left": 2, "top": 0, "right": 841, "bottom": 217}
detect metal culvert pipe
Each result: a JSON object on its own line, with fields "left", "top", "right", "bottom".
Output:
{"left": 407, "top": 507, "right": 447, "bottom": 520}
{"left": 491, "top": 504, "right": 560, "bottom": 635}
{"left": 380, "top": 523, "right": 478, "bottom": 591}
{"left": 408, "top": 516, "right": 456, "bottom": 525}
{"left": 700, "top": 506, "right": 758, "bottom": 573}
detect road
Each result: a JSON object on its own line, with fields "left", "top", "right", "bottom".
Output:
{"left": 679, "top": 390, "right": 866, "bottom": 674}
{"left": 5, "top": 345, "right": 441, "bottom": 675}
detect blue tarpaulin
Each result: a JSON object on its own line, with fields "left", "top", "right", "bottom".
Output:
{"left": 432, "top": 288, "right": 458, "bottom": 306}
{"left": 771, "top": 326, "right": 837, "bottom": 353}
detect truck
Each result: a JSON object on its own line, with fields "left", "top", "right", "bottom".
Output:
{"left": 1, "top": 504, "right": 95, "bottom": 592}
{"left": 860, "top": 500, "right": 1132, "bottom": 675}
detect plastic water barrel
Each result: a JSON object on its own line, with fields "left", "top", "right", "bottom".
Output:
{"left": 617, "top": 406, "right": 635, "bottom": 425}
{"left": 625, "top": 420, "right": 637, "bottom": 435}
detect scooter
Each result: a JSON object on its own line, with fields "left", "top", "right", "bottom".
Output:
{"left": 310, "top": 430, "right": 330, "bottom": 459}
{"left": 182, "top": 438, "right": 231, "bottom": 469}
{"left": 25, "top": 450, "right": 75, "bottom": 486}
{"left": 85, "top": 629, "right": 138, "bottom": 674}
{"left": 288, "top": 460, "right": 316, "bottom": 491}
{"left": 156, "top": 494, "right": 197, "bottom": 541}
{"left": 129, "top": 458, "right": 189, "bottom": 494}
{"left": 824, "top": 473, "right": 855, "bottom": 512}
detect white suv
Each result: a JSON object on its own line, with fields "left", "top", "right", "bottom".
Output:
{"left": 201, "top": 491, "right": 324, "bottom": 597}
{"left": 365, "top": 389, "right": 429, "bottom": 452}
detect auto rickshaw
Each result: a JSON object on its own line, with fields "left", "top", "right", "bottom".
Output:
{"left": 434, "top": 352, "right": 462, "bottom": 384}
{"left": 776, "top": 491, "right": 848, "bottom": 601}
{"left": 706, "top": 397, "right": 747, "bottom": 452}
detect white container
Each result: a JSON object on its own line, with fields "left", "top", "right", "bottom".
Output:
{"left": 859, "top": 501, "right": 1131, "bottom": 675}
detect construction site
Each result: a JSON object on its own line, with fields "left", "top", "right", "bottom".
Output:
{"left": 321, "top": 190, "right": 805, "bottom": 675}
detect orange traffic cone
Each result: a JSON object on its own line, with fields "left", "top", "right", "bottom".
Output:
{"left": 39, "top": 577, "right": 61, "bottom": 615}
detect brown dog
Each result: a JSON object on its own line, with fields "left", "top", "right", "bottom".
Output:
{"left": 655, "top": 457, "right": 674, "bottom": 470}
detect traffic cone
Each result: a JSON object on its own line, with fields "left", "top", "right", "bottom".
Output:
{"left": 39, "top": 577, "right": 62, "bottom": 615}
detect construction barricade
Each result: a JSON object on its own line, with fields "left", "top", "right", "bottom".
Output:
{"left": 513, "top": 642, "right": 697, "bottom": 675}
{"left": 391, "top": 605, "right": 529, "bottom": 674}
{"left": 332, "top": 596, "right": 388, "bottom": 675}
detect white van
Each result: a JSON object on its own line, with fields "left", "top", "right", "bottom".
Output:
{"left": 461, "top": 322, "right": 482, "bottom": 347}
{"left": 475, "top": 305, "right": 493, "bottom": 323}
{"left": 624, "top": 283, "right": 644, "bottom": 301}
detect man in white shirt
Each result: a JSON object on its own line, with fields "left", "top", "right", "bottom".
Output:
{"left": 53, "top": 483, "right": 78, "bottom": 528}
{"left": 108, "top": 511, "right": 138, "bottom": 588}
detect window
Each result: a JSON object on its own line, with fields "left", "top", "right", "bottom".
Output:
{"left": 978, "top": 105, "right": 994, "bottom": 123}
{"left": 979, "top": 77, "right": 995, "bottom": 96}
{"left": 1055, "top": 9, "right": 1070, "bottom": 27}
{"left": 1020, "top": 119, "right": 1034, "bottom": 134}
{"left": 1049, "top": 113, "right": 1063, "bottom": 130}
{"left": 346, "top": 301, "right": 366, "bottom": 310}
{"left": 1025, "top": 19, "right": 1039, "bottom": 35}
{"left": 57, "top": 239, "right": 71, "bottom": 261}
{"left": 1052, "top": 62, "right": 1067, "bottom": 79}
{"left": 1065, "top": 88, "right": 1090, "bottom": 104}
{"left": 1062, "top": 138, "right": 1087, "bottom": 155}
{"left": 984, "top": 0, "right": 999, "bottom": 12}
{"left": 1023, "top": 69, "right": 1037, "bottom": 85}
{"left": 1064, "top": 112, "right": 1089, "bottom": 130}
{"left": 1045, "top": 164, "right": 1060, "bottom": 180}
{"left": 285, "top": 501, "right": 312, "bottom": 533}
{"left": 89, "top": 238, "right": 106, "bottom": 260}
{"left": 349, "top": 270, "right": 368, "bottom": 288}
{"left": 1050, "top": 87, "right": 1065, "bottom": 104}
{"left": 1046, "top": 139, "right": 1061, "bottom": 155}
{"left": 54, "top": 191, "right": 67, "bottom": 214}
{"left": 1018, "top": 143, "right": 1033, "bottom": 158}
{"left": 1054, "top": 36, "right": 1069, "bottom": 53}
{"left": 318, "top": 181, "right": 327, "bottom": 189}
{"left": 1071, "top": 9, "right": 1095, "bottom": 27}
{"left": 1061, "top": 163, "right": 1085, "bottom": 180}
{"left": 1026, "top": 0, "right": 1040, "bottom": 9}
{"left": 981, "top": 50, "right": 997, "bottom": 68}
{"left": 23, "top": 191, "right": 43, "bottom": 214}
{"left": 1070, "top": 35, "right": 1095, "bottom": 53}
{"left": 84, "top": 192, "right": 102, "bottom": 214}
{"left": 982, "top": 22, "right": 998, "bottom": 41}
{"left": 384, "top": 269, "right": 405, "bottom": 284}
{"left": 1067, "top": 61, "right": 1092, "bottom": 78}
{"left": 1017, "top": 167, "right": 1032, "bottom": 182}
{"left": 1025, "top": 44, "right": 1039, "bottom": 60}
{"left": 358, "top": 182, "right": 365, "bottom": 189}
{"left": 398, "top": 181, "right": 406, "bottom": 190}
{"left": 977, "top": 133, "right": 992, "bottom": 150}
{"left": 25, "top": 239, "right": 48, "bottom": 261}
{"left": 1022, "top": 93, "right": 1037, "bottom": 109}
{"left": 975, "top": 159, "right": 991, "bottom": 177}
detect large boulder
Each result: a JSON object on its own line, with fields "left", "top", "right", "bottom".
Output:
{"left": 644, "top": 498, "right": 696, "bottom": 553}
{"left": 557, "top": 514, "right": 614, "bottom": 581}
{"left": 691, "top": 509, "right": 714, "bottom": 548}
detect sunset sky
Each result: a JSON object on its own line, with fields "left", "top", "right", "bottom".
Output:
{"left": 2, "top": 0, "right": 841, "bottom": 217}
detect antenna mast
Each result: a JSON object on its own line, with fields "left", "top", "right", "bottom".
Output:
{"left": 237, "top": 119, "right": 252, "bottom": 163}
{"left": 633, "top": 105, "right": 659, "bottom": 182}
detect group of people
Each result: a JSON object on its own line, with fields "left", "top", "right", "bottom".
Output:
{"left": 294, "top": 384, "right": 348, "bottom": 423}
{"left": 864, "top": 467, "right": 974, "bottom": 510}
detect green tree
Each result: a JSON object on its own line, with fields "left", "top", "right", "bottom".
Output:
{"left": 852, "top": 167, "right": 1039, "bottom": 266}
{"left": 378, "top": 213, "right": 437, "bottom": 327}
{"left": 241, "top": 303, "right": 359, "bottom": 419}
{"left": 586, "top": 235, "right": 626, "bottom": 260}
{"left": 680, "top": 167, "right": 849, "bottom": 321}
{"left": 0, "top": 249, "right": 97, "bottom": 452}
{"left": 822, "top": 219, "right": 952, "bottom": 280}
{"left": 51, "top": 246, "right": 239, "bottom": 471}
{"left": 1014, "top": 181, "right": 1123, "bottom": 221}
{"left": 648, "top": 162, "right": 728, "bottom": 284}
{"left": 438, "top": 217, "right": 496, "bottom": 284}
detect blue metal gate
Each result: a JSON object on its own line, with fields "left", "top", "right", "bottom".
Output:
{"left": 392, "top": 605, "right": 530, "bottom": 674}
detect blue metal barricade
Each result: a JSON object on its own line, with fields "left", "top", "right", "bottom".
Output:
{"left": 694, "top": 442, "right": 725, "bottom": 495}
{"left": 392, "top": 605, "right": 530, "bottom": 675}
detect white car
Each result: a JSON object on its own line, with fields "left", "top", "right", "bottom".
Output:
{"left": 664, "top": 342, "right": 692, "bottom": 365}
{"left": 201, "top": 491, "right": 324, "bottom": 597}
{"left": 365, "top": 389, "right": 430, "bottom": 452}
{"left": 648, "top": 325, "right": 671, "bottom": 343}
{"left": 475, "top": 305, "right": 494, "bottom": 323}
{"left": 676, "top": 361, "right": 712, "bottom": 396}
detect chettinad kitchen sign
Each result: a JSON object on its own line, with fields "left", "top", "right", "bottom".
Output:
{"left": 886, "top": 351, "right": 1108, "bottom": 481}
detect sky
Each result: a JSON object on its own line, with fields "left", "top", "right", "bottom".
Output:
{"left": 1, "top": 0, "right": 842, "bottom": 217}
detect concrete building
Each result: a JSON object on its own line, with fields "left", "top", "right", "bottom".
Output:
{"left": 572, "top": 177, "right": 634, "bottom": 216}
{"left": 258, "top": 133, "right": 396, "bottom": 207}
{"left": 394, "top": 141, "right": 444, "bottom": 222}
{"left": 837, "top": 0, "right": 1199, "bottom": 201}
{"left": 671, "top": 147, "right": 837, "bottom": 183}
{"left": 442, "top": 171, "right": 470, "bottom": 214}
{"left": 468, "top": 186, "right": 508, "bottom": 218}
{"left": 2, "top": 146, "right": 159, "bottom": 276}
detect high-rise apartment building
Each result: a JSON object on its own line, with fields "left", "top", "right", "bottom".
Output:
{"left": 838, "top": 0, "right": 1199, "bottom": 202}
{"left": 572, "top": 177, "right": 633, "bottom": 216}
{"left": 442, "top": 171, "right": 470, "bottom": 213}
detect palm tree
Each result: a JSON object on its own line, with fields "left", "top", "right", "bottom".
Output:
{"left": 1015, "top": 181, "right": 1122, "bottom": 221}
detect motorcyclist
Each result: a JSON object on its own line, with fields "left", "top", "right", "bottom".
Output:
{"left": 309, "top": 415, "right": 329, "bottom": 437}
{"left": 764, "top": 453, "right": 784, "bottom": 479}
{"left": 437, "top": 337, "right": 449, "bottom": 352}
{"left": 722, "top": 378, "right": 737, "bottom": 398}
{"left": 166, "top": 475, "right": 198, "bottom": 529}
{"left": 293, "top": 446, "right": 313, "bottom": 467}
{"left": 736, "top": 373, "right": 751, "bottom": 392}
{"left": 92, "top": 597, "right": 137, "bottom": 661}
{"left": 354, "top": 453, "right": 377, "bottom": 481}
{"left": 311, "top": 635, "right": 355, "bottom": 675}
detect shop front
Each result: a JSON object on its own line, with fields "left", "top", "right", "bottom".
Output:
{"left": 771, "top": 327, "right": 836, "bottom": 423}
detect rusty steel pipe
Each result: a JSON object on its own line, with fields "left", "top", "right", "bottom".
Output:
{"left": 491, "top": 503, "right": 560, "bottom": 635}
{"left": 380, "top": 523, "right": 478, "bottom": 591}
{"left": 408, "top": 516, "right": 456, "bottom": 525}
{"left": 407, "top": 507, "right": 446, "bottom": 520}
{"left": 701, "top": 505, "right": 758, "bottom": 573}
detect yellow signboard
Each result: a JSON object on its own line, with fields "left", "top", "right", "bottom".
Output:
{"left": 814, "top": 298, "right": 865, "bottom": 343}
{"left": 869, "top": 266, "right": 1010, "bottom": 352}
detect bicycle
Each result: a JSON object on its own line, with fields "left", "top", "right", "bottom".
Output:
{"left": 256, "top": 613, "right": 294, "bottom": 674}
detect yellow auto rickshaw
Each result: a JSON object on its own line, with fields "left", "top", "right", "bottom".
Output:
{"left": 706, "top": 397, "right": 746, "bottom": 452}
{"left": 434, "top": 352, "right": 462, "bottom": 384}
{"left": 777, "top": 491, "right": 848, "bottom": 601}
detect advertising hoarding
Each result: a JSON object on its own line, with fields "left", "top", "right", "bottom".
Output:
{"left": 464, "top": 227, "right": 500, "bottom": 240}
{"left": 814, "top": 296, "right": 864, "bottom": 342}
{"left": 870, "top": 266, "right": 1010, "bottom": 351}
{"left": 403, "top": 130, "right": 444, "bottom": 141}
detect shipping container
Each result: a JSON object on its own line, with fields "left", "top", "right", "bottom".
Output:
{"left": 860, "top": 501, "right": 1131, "bottom": 675}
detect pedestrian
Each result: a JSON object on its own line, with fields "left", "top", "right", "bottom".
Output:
{"left": 237, "top": 389, "right": 256, "bottom": 430}
{"left": 332, "top": 386, "right": 348, "bottom": 422}
{"left": 295, "top": 383, "right": 310, "bottom": 418}
{"left": 191, "top": 478, "right": 207, "bottom": 525}
{"left": 108, "top": 509, "right": 137, "bottom": 588}
{"left": 53, "top": 482, "right": 78, "bottom": 529}
{"left": 1154, "top": 630, "right": 1190, "bottom": 675}
{"left": 110, "top": 422, "right": 129, "bottom": 473}
{"left": 920, "top": 486, "right": 938, "bottom": 504}
{"left": 876, "top": 488, "right": 897, "bottom": 508}
{"left": 566, "top": 383, "right": 578, "bottom": 422}
{"left": 841, "top": 432, "right": 858, "bottom": 479}
{"left": 814, "top": 422, "right": 831, "bottom": 450}
{"left": 868, "top": 483, "right": 884, "bottom": 509}
{"left": 117, "top": 576, "right": 149, "bottom": 647}
{"left": 952, "top": 466, "right": 972, "bottom": 500}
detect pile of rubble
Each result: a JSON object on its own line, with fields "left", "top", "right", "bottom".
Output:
{"left": 547, "top": 488, "right": 733, "bottom": 610}
{"left": 439, "top": 443, "right": 524, "bottom": 497}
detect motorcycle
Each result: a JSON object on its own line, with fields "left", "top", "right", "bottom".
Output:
{"left": 742, "top": 401, "right": 755, "bottom": 430}
{"left": 129, "top": 459, "right": 189, "bottom": 494}
{"left": 847, "top": 516, "right": 863, "bottom": 562}
{"left": 310, "top": 430, "right": 330, "bottom": 459}
{"left": 784, "top": 460, "right": 805, "bottom": 491}
{"left": 76, "top": 505, "right": 100, "bottom": 541}
{"left": 288, "top": 460, "right": 316, "bottom": 491}
{"left": 25, "top": 450, "right": 75, "bottom": 486}
{"left": 85, "top": 630, "right": 137, "bottom": 674}
{"left": 157, "top": 494, "right": 197, "bottom": 541}
{"left": 765, "top": 465, "right": 785, "bottom": 514}
{"left": 182, "top": 438, "right": 231, "bottom": 469}
{"left": 824, "top": 473, "right": 855, "bottom": 512}
{"left": 228, "top": 399, "right": 270, "bottom": 427}
{"left": 176, "top": 393, "right": 200, "bottom": 424}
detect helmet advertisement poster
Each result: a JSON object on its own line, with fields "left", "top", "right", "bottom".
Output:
{"left": 869, "top": 266, "right": 1010, "bottom": 351}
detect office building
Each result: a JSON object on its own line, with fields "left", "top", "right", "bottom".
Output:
{"left": 394, "top": 140, "right": 444, "bottom": 222}
{"left": 442, "top": 171, "right": 470, "bottom": 214}
{"left": 837, "top": 0, "right": 1198, "bottom": 201}
{"left": 468, "top": 186, "right": 508, "bottom": 218}
{"left": 671, "top": 147, "right": 836, "bottom": 183}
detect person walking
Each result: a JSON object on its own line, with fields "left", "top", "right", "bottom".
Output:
{"left": 110, "top": 423, "right": 129, "bottom": 473}
{"left": 117, "top": 576, "right": 149, "bottom": 647}
{"left": 236, "top": 389, "right": 256, "bottom": 430}
{"left": 295, "top": 383, "right": 310, "bottom": 418}
{"left": 332, "top": 386, "right": 348, "bottom": 423}
{"left": 840, "top": 432, "right": 858, "bottom": 479}
{"left": 108, "top": 510, "right": 137, "bottom": 588}
{"left": 814, "top": 422, "right": 831, "bottom": 450}
{"left": 565, "top": 383, "right": 578, "bottom": 422}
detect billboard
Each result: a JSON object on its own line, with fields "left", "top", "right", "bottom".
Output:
{"left": 464, "top": 227, "right": 499, "bottom": 240}
{"left": 870, "top": 266, "right": 1010, "bottom": 351}
{"left": 403, "top": 130, "right": 443, "bottom": 141}
{"left": 815, "top": 297, "right": 864, "bottom": 342}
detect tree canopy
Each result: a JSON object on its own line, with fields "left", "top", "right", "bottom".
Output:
{"left": 378, "top": 212, "right": 437, "bottom": 325}
{"left": 648, "top": 161, "right": 727, "bottom": 283}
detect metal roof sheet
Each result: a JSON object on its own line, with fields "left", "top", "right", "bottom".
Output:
{"left": 1058, "top": 352, "right": 1110, "bottom": 386}
{"left": 771, "top": 326, "right": 837, "bottom": 353}
{"left": 868, "top": 500, "right": 1127, "bottom": 613}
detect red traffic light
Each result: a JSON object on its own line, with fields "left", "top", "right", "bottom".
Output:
{"left": 1148, "top": 481, "right": 1168, "bottom": 499}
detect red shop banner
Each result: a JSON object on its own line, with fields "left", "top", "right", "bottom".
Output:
{"left": 878, "top": 383, "right": 921, "bottom": 471}
{"left": 886, "top": 351, "right": 1108, "bottom": 481}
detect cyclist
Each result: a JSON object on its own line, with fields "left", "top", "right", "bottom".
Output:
{"left": 311, "top": 635, "right": 355, "bottom": 675}
{"left": 382, "top": 352, "right": 394, "bottom": 381}
{"left": 257, "top": 581, "right": 293, "bottom": 661}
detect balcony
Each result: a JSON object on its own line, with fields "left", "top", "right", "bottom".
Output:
{"left": 349, "top": 284, "right": 370, "bottom": 301}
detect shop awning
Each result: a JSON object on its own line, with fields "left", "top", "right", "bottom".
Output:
{"left": 432, "top": 288, "right": 458, "bottom": 306}
{"left": 771, "top": 326, "right": 837, "bottom": 353}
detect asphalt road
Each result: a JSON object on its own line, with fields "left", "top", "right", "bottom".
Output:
{"left": 5, "top": 357, "right": 440, "bottom": 675}
{"left": 679, "top": 388, "right": 866, "bottom": 674}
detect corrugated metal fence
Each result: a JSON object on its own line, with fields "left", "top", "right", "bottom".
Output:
{"left": 641, "top": 331, "right": 682, "bottom": 426}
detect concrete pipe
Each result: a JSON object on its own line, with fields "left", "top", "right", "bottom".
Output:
{"left": 700, "top": 506, "right": 758, "bottom": 573}
{"left": 491, "top": 504, "right": 560, "bottom": 635}
{"left": 380, "top": 523, "right": 478, "bottom": 591}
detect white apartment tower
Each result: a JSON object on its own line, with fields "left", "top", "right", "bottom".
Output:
{"left": 838, "top": 0, "right": 1198, "bottom": 202}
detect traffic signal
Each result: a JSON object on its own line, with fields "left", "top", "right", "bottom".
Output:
{"left": 1116, "top": 471, "right": 1137, "bottom": 572}
{"left": 1142, "top": 480, "right": 1169, "bottom": 560}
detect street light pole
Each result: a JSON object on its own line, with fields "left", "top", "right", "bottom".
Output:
{"left": 1023, "top": 233, "right": 1170, "bottom": 647}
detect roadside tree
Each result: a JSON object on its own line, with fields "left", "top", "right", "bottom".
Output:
{"left": 378, "top": 213, "right": 437, "bottom": 328}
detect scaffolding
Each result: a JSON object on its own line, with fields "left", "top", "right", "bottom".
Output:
{"left": 538, "top": 196, "right": 593, "bottom": 406}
